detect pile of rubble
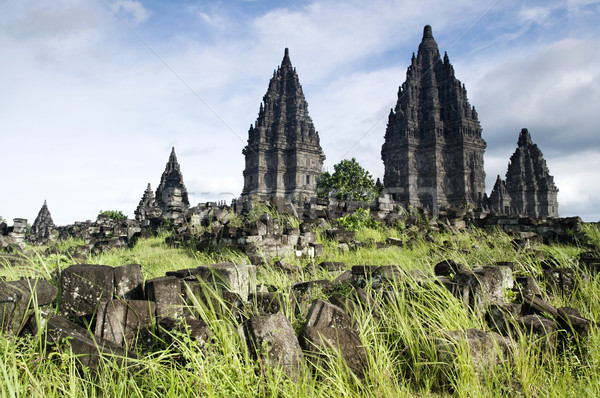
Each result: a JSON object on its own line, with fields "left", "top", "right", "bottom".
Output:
{"left": 0, "top": 249, "right": 596, "bottom": 382}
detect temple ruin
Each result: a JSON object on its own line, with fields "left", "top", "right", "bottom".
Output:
{"left": 28, "top": 201, "right": 56, "bottom": 244}
{"left": 381, "top": 25, "right": 487, "bottom": 212}
{"left": 489, "top": 128, "right": 559, "bottom": 218}
{"left": 241, "top": 48, "right": 325, "bottom": 205}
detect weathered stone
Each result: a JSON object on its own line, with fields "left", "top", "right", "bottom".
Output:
{"left": 519, "top": 293, "right": 559, "bottom": 317}
{"left": 557, "top": 307, "right": 591, "bottom": 339}
{"left": 326, "top": 228, "right": 355, "bottom": 243}
{"left": 114, "top": 263, "right": 144, "bottom": 300}
{"left": 451, "top": 266, "right": 513, "bottom": 311}
{"left": 486, "top": 303, "right": 521, "bottom": 334}
{"left": 249, "top": 292, "right": 285, "bottom": 314}
{"left": 434, "top": 260, "right": 464, "bottom": 277}
{"left": 542, "top": 267, "right": 577, "bottom": 294}
{"left": 95, "top": 299, "right": 156, "bottom": 347}
{"left": 46, "top": 315, "right": 134, "bottom": 370}
{"left": 28, "top": 201, "right": 56, "bottom": 244}
{"left": 318, "top": 261, "right": 346, "bottom": 271}
{"left": 134, "top": 183, "right": 163, "bottom": 224}
{"left": 435, "top": 329, "right": 514, "bottom": 375}
{"left": 381, "top": 25, "right": 486, "bottom": 211}
{"left": 514, "top": 276, "right": 542, "bottom": 296}
{"left": 0, "top": 279, "right": 58, "bottom": 334}
{"left": 195, "top": 263, "right": 256, "bottom": 302}
{"left": 145, "top": 276, "right": 183, "bottom": 318}
{"left": 501, "top": 129, "right": 559, "bottom": 218}
{"left": 158, "top": 317, "right": 211, "bottom": 345}
{"left": 299, "top": 299, "right": 367, "bottom": 378}
{"left": 61, "top": 264, "right": 114, "bottom": 318}
{"left": 241, "top": 48, "right": 325, "bottom": 205}
{"left": 518, "top": 314, "right": 557, "bottom": 348}
{"left": 155, "top": 147, "right": 190, "bottom": 221}
{"left": 245, "top": 312, "right": 305, "bottom": 382}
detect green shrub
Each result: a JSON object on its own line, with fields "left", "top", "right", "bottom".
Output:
{"left": 99, "top": 210, "right": 127, "bottom": 221}
{"left": 336, "top": 208, "right": 380, "bottom": 231}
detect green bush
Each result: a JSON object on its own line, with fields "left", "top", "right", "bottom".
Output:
{"left": 99, "top": 210, "right": 127, "bottom": 221}
{"left": 316, "top": 158, "right": 378, "bottom": 202}
{"left": 336, "top": 208, "right": 380, "bottom": 231}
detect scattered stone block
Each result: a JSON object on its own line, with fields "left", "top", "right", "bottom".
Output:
{"left": 245, "top": 312, "right": 305, "bottom": 382}
{"left": 114, "top": 263, "right": 144, "bottom": 300}
{"left": 452, "top": 266, "right": 513, "bottom": 311}
{"left": 299, "top": 299, "right": 367, "bottom": 378}
{"left": 145, "top": 276, "right": 183, "bottom": 318}
{"left": 557, "top": 307, "right": 591, "bottom": 339}
{"left": 61, "top": 264, "right": 114, "bottom": 318}
{"left": 486, "top": 303, "right": 521, "bottom": 334}
{"left": 519, "top": 293, "right": 558, "bottom": 317}
{"left": 195, "top": 263, "right": 256, "bottom": 302}
{"left": 159, "top": 317, "right": 211, "bottom": 345}
{"left": 318, "top": 261, "right": 346, "bottom": 271}
{"left": 435, "top": 328, "right": 514, "bottom": 375}
{"left": 518, "top": 315, "right": 557, "bottom": 348}
{"left": 46, "top": 315, "right": 134, "bottom": 371}
{"left": 326, "top": 228, "right": 355, "bottom": 243}
{"left": 542, "top": 268, "right": 577, "bottom": 294}
{"left": 514, "top": 276, "right": 542, "bottom": 296}
{"left": 249, "top": 292, "right": 285, "bottom": 314}
{"left": 95, "top": 299, "right": 156, "bottom": 347}
{"left": 434, "top": 260, "right": 464, "bottom": 277}
{"left": 0, "top": 279, "right": 58, "bottom": 334}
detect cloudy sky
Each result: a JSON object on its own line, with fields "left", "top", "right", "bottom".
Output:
{"left": 1, "top": 0, "right": 599, "bottom": 225}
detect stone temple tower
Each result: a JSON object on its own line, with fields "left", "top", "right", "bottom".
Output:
{"left": 155, "top": 147, "right": 190, "bottom": 220}
{"left": 381, "top": 25, "right": 487, "bottom": 212}
{"left": 502, "top": 128, "right": 559, "bottom": 218}
{"left": 241, "top": 48, "right": 325, "bottom": 204}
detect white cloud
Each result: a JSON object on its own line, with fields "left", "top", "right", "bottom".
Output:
{"left": 112, "top": 1, "right": 151, "bottom": 26}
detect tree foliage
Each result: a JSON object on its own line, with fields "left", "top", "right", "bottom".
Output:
{"left": 99, "top": 210, "right": 127, "bottom": 221}
{"left": 316, "top": 158, "right": 378, "bottom": 202}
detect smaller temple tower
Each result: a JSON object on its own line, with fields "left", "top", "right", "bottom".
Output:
{"left": 155, "top": 147, "right": 190, "bottom": 220}
{"left": 241, "top": 48, "right": 325, "bottom": 204}
{"left": 487, "top": 176, "right": 512, "bottom": 215}
{"left": 134, "top": 183, "right": 163, "bottom": 224}
{"left": 490, "top": 128, "right": 559, "bottom": 218}
{"left": 29, "top": 200, "right": 56, "bottom": 244}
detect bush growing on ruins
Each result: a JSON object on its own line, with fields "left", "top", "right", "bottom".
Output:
{"left": 316, "top": 158, "right": 378, "bottom": 202}
{"left": 336, "top": 208, "right": 380, "bottom": 231}
{"left": 99, "top": 210, "right": 127, "bottom": 221}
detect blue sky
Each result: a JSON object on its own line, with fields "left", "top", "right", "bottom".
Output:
{"left": 1, "top": 0, "right": 599, "bottom": 225}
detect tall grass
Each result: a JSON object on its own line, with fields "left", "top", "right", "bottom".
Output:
{"left": 0, "top": 224, "right": 598, "bottom": 396}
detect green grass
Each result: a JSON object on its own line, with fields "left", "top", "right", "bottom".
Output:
{"left": 0, "top": 223, "right": 599, "bottom": 396}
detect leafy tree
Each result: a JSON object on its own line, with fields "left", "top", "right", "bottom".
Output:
{"left": 316, "top": 158, "right": 378, "bottom": 202}
{"left": 99, "top": 210, "right": 127, "bottom": 221}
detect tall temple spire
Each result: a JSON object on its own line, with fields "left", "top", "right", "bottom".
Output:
{"left": 504, "top": 128, "right": 558, "bottom": 218}
{"left": 381, "top": 25, "right": 486, "bottom": 211}
{"left": 29, "top": 200, "right": 56, "bottom": 244}
{"left": 242, "top": 48, "right": 325, "bottom": 204}
{"left": 155, "top": 147, "right": 190, "bottom": 220}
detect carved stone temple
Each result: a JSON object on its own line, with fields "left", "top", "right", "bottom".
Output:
{"left": 241, "top": 48, "right": 325, "bottom": 204}
{"left": 153, "top": 147, "right": 190, "bottom": 220}
{"left": 28, "top": 201, "right": 56, "bottom": 244}
{"left": 134, "top": 183, "right": 163, "bottom": 224}
{"left": 489, "top": 128, "right": 559, "bottom": 218}
{"left": 381, "top": 25, "right": 487, "bottom": 212}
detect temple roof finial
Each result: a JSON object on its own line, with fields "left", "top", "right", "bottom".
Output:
{"left": 423, "top": 25, "right": 433, "bottom": 39}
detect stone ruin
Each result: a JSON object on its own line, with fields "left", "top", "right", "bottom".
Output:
{"left": 241, "top": 48, "right": 325, "bottom": 206}
{"left": 0, "top": 248, "right": 595, "bottom": 381}
{"left": 155, "top": 147, "right": 190, "bottom": 220}
{"left": 489, "top": 128, "right": 559, "bottom": 218}
{"left": 381, "top": 25, "right": 487, "bottom": 211}
{"left": 28, "top": 200, "right": 56, "bottom": 244}
{"left": 134, "top": 147, "right": 190, "bottom": 224}
{"left": 234, "top": 25, "right": 559, "bottom": 218}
